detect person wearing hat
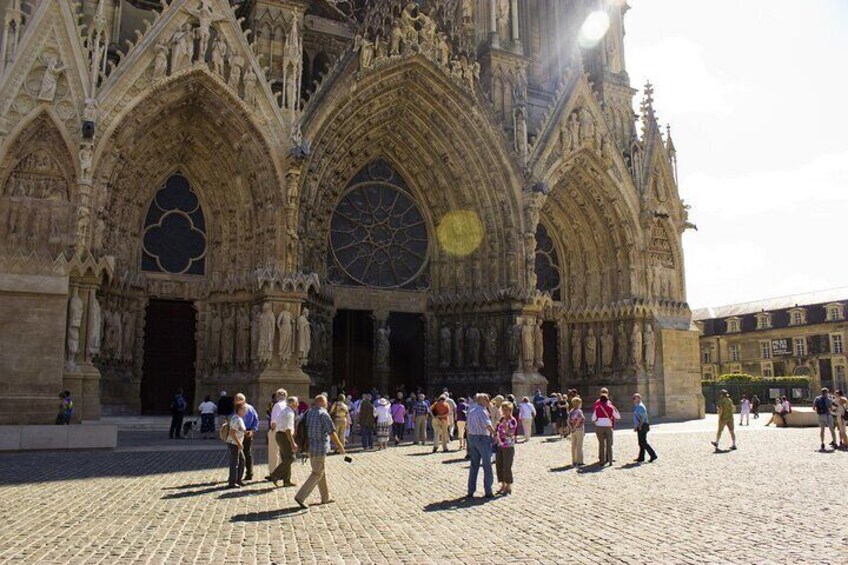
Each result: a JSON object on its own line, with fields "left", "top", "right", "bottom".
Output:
{"left": 711, "top": 390, "right": 737, "bottom": 451}
{"left": 374, "top": 397, "right": 393, "bottom": 450}
{"left": 430, "top": 394, "right": 451, "bottom": 452}
{"left": 813, "top": 388, "right": 837, "bottom": 451}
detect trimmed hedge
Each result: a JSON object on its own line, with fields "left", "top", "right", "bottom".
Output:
{"left": 701, "top": 373, "right": 812, "bottom": 387}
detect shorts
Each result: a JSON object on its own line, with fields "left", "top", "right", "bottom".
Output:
{"left": 818, "top": 414, "right": 833, "bottom": 428}
{"left": 718, "top": 418, "right": 734, "bottom": 431}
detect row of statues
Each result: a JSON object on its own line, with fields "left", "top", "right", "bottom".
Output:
{"left": 561, "top": 105, "right": 612, "bottom": 161}
{"left": 570, "top": 321, "right": 656, "bottom": 374}
{"left": 66, "top": 288, "right": 102, "bottom": 365}
{"left": 439, "top": 320, "right": 501, "bottom": 371}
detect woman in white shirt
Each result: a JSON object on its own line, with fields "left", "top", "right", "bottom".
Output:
{"left": 739, "top": 395, "right": 750, "bottom": 426}
{"left": 374, "top": 398, "right": 393, "bottom": 450}
{"left": 198, "top": 395, "right": 217, "bottom": 439}
{"left": 518, "top": 397, "right": 536, "bottom": 443}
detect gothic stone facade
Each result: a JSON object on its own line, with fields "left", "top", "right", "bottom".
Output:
{"left": 0, "top": 0, "right": 702, "bottom": 424}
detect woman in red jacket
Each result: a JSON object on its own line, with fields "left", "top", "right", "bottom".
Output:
{"left": 592, "top": 393, "right": 621, "bottom": 466}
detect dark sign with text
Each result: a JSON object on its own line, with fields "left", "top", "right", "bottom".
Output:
{"left": 772, "top": 338, "right": 791, "bottom": 356}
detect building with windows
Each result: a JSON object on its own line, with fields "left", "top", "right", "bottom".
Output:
{"left": 693, "top": 288, "right": 848, "bottom": 392}
{"left": 0, "top": 0, "right": 703, "bottom": 424}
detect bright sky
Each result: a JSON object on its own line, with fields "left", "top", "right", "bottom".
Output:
{"left": 624, "top": 0, "right": 848, "bottom": 309}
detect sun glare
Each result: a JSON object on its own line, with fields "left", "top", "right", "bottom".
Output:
{"left": 578, "top": 11, "right": 611, "bottom": 49}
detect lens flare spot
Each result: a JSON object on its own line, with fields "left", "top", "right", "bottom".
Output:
{"left": 437, "top": 210, "right": 484, "bottom": 257}
{"left": 578, "top": 11, "right": 610, "bottom": 49}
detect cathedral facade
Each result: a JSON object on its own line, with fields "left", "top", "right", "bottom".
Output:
{"left": 0, "top": 0, "right": 703, "bottom": 424}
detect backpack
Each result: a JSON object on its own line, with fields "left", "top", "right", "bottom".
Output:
{"left": 294, "top": 414, "right": 309, "bottom": 454}
{"left": 218, "top": 418, "right": 230, "bottom": 442}
{"left": 814, "top": 397, "right": 829, "bottom": 415}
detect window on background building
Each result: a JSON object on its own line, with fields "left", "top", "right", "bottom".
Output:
{"left": 762, "top": 365, "right": 773, "bottom": 378}
{"left": 836, "top": 365, "right": 847, "bottom": 388}
{"left": 727, "top": 318, "right": 740, "bottom": 333}
{"left": 794, "top": 337, "right": 807, "bottom": 357}
{"left": 789, "top": 309, "right": 806, "bottom": 326}
{"left": 832, "top": 333, "right": 844, "bottom": 354}
{"left": 730, "top": 344, "right": 740, "bottom": 362}
{"left": 704, "top": 371, "right": 714, "bottom": 380}
{"left": 756, "top": 313, "right": 772, "bottom": 329}
{"left": 760, "top": 341, "right": 771, "bottom": 359}
{"left": 702, "top": 349, "right": 712, "bottom": 364}
{"left": 827, "top": 305, "right": 844, "bottom": 321}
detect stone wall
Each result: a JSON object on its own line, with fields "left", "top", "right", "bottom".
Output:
{"left": 658, "top": 328, "right": 705, "bottom": 419}
{"left": 0, "top": 273, "right": 68, "bottom": 424}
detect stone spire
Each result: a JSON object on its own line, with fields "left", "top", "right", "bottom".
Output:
{"left": 87, "top": 0, "right": 109, "bottom": 94}
{"left": 0, "top": 0, "right": 25, "bottom": 74}
{"left": 666, "top": 124, "right": 678, "bottom": 183}
{"left": 639, "top": 80, "right": 657, "bottom": 137}
{"left": 281, "top": 13, "right": 303, "bottom": 120}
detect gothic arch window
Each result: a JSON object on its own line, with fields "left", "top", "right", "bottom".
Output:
{"left": 535, "top": 222, "right": 561, "bottom": 300}
{"left": 327, "top": 159, "right": 429, "bottom": 290}
{"left": 141, "top": 173, "right": 207, "bottom": 276}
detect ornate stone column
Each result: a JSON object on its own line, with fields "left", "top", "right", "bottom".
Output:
{"left": 489, "top": 0, "right": 499, "bottom": 48}
{"left": 372, "top": 309, "right": 391, "bottom": 395}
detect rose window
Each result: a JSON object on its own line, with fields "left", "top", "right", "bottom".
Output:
{"left": 141, "top": 174, "right": 206, "bottom": 275}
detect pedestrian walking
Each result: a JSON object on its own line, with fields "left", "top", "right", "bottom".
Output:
{"left": 294, "top": 395, "right": 346, "bottom": 509}
{"left": 455, "top": 397, "right": 468, "bottom": 450}
{"left": 267, "top": 396, "right": 298, "bottom": 487}
{"left": 359, "top": 395, "right": 375, "bottom": 450}
{"left": 739, "top": 395, "right": 750, "bottom": 426}
{"left": 495, "top": 401, "right": 517, "bottom": 495}
{"left": 632, "top": 393, "right": 657, "bottom": 463}
{"left": 751, "top": 394, "right": 760, "bottom": 419}
{"left": 518, "top": 397, "right": 536, "bottom": 443}
{"left": 390, "top": 398, "right": 406, "bottom": 445}
{"left": 55, "top": 391, "right": 73, "bottom": 425}
{"left": 267, "top": 389, "right": 287, "bottom": 473}
{"left": 225, "top": 403, "right": 247, "bottom": 488}
{"left": 592, "top": 393, "right": 620, "bottom": 466}
{"left": 556, "top": 395, "right": 571, "bottom": 438}
{"left": 568, "top": 397, "right": 585, "bottom": 466}
{"left": 412, "top": 393, "right": 429, "bottom": 445}
{"left": 443, "top": 391, "right": 457, "bottom": 439}
{"left": 466, "top": 393, "right": 496, "bottom": 499}
{"left": 198, "top": 395, "right": 217, "bottom": 439}
{"left": 234, "top": 393, "right": 259, "bottom": 480}
{"left": 711, "top": 389, "right": 737, "bottom": 451}
{"left": 168, "top": 389, "right": 187, "bottom": 439}
{"left": 374, "top": 397, "right": 392, "bottom": 450}
{"left": 533, "top": 390, "right": 547, "bottom": 436}
{"left": 833, "top": 390, "right": 848, "bottom": 448}
{"left": 330, "top": 394, "right": 350, "bottom": 450}
{"left": 430, "top": 395, "right": 451, "bottom": 452}
{"left": 813, "top": 388, "right": 837, "bottom": 452}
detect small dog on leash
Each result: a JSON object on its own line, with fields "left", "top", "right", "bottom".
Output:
{"left": 182, "top": 419, "right": 198, "bottom": 439}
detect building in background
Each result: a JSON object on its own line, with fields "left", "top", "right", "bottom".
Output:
{"left": 0, "top": 0, "right": 702, "bottom": 424}
{"left": 694, "top": 288, "right": 848, "bottom": 392}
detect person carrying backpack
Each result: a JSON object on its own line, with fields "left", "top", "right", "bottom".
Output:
{"left": 813, "top": 388, "right": 837, "bottom": 452}
{"left": 169, "top": 389, "right": 187, "bottom": 439}
{"left": 294, "top": 394, "right": 346, "bottom": 509}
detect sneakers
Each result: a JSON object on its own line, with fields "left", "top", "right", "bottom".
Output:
{"left": 821, "top": 443, "right": 826, "bottom": 452}
{"left": 710, "top": 441, "right": 718, "bottom": 448}
{"left": 729, "top": 445, "right": 737, "bottom": 451}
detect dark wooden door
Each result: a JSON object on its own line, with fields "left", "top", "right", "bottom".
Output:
{"left": 333, "top": 310, "right": 374, "bottom": 395}
{"left": 141, "top": 300, "right": 196, "bottom": 414}
{"left": 387, "top": 312, "right": 425, "bottom": 394}
{"left": 540, "top": 321, "right": 559, "bottom": 387}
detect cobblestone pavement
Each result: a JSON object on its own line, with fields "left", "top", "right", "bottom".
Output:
{"left": 1, "top": 417, "right": 847, "bottom": 564}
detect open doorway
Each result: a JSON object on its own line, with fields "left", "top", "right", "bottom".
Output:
{"left": 141, "top": 300, "right": 196, "bottom": 414}
{"left": 333, "top": 309, "right": 374, "bottom": 397}
{"left": 387, "top": 312, "right": 425, "bottom": 394}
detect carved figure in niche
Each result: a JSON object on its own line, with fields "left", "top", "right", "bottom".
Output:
{"left": 630, "top": 322, "right": 643, "bottom": 370}
{"left": 400, "top": 3, "right": 419, "bottom": 47}
{"left": 450, "top": 58, "right": 463, "bottom": 81}
{"left": 209, "top": 307, "right": 222, "bottom": 365}
{"left": 570, "top": 328, "right": 582, "bottom": 374}
{"left": 584, "top": 326, "right": 597, "bottom": 374}
{"left": 67, "top": 287, "right": 83, "bottom": 362}
{"left": 171, "top": 24, "right": 193, "bottom": 71}
{"left": 644, "top": 323, "right": 656, "bottom": 370}
{"left": 38, "top": 56, "right": 66, "bottom": 101}
{"left": 210, "top": 36, "right": 227, "bottom": 77}
{"left": 356, "top": 34, "right": 374, "bottom": 70}
{"left": 277, "top": 309, "right": 293, "bottom": 363}
{"left": 79, "top": 144, "right": 93, "bottom": 180}
{"left": 122, "top": 309, "right": 136, "bottom": 363}
{"left": 436, "top": 33, "right": 450, "bottom": 67}
{"left": 534, "top": 318, "right": 544, "bottom": 369}
{"left": 186, "top": 0, "right": 224, "bottom": 58}
{"left": 483, "top": 323, "right": 497, "bottom": 369}
{"left": 508, "top": 320, "right": 521, "bottom": 366}
{"left": 236, "top": 307, "right": 250, "bottom": 365}
{"left": 296, "top": 307, "right": 311, "bottom": 366}
{"left": 390, "top": 19, "right": 403, "bottom": 56}
{"left": 86, "top": 295, "right": 101, "bottom": 360}
{"left": 29, "top": 207, "right": 49, "bottom": 251}
{"left": 616, "top": 322, "right": 627, "bottom": 368}
{"left": 105, "top": 308, "right": 122, "bottom": 360}
{"left": 376, "top": 322, "right": 391, "bottom": 370}
{"left": 461, "top": 0, "right": 474, "bottom": 23}
{"left": 374, "top": 34, "right": 387, "bottom": 61}
{"left": 256, "top": 302, "right": 275, "bottom": 363}
{"left": 600, "top": 325, "right": 614, "bottom": 371}
{"left": 439, "top": 323, "right": 451, "bottom": 369}
{"left": 453, "top": 321, "right": 464, "bottom": 368}
{"left": 228, "top": 52, "right": 244, "bottom": 90}
{"left": 467, "top": 325, "right": 481, "bottom": 368}
{"left": 250, "top": 305, "right": 260, "bottom": 361}
{"left": 520, "top": 317, "right": 534, "bottom": 369}
{"left": 221, "top": 306, "right": 235, "bottom": 366}
{"left": 243, "top": 69, "right": 257, "bottom": 106}
{"left": 152, "top": 42, "right": 169, "bottom": 79}
{"left": 418, "top": 11, "right": 437, "bottom": 53}
{"left": 578, "top": 106, "right": 595, "bottom": 145}
{"left": 496, "top": 0, "right": 510, "bottom": 38}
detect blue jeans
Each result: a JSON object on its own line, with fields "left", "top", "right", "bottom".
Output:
{"left": 467, "top": 434, "right": 494, "bottom": 496}
{"left": 362, "top": 427, "right": 374, "bottom": 449}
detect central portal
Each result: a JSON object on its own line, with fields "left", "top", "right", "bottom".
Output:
{"left": 141, "top": 300, "right": 197, "bottom": 414}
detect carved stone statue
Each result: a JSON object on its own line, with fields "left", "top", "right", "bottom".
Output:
{"left": 357, "top": 34, "right": 374, "bottom": 70}
{"left": 67, "top": 288, "right": 83, "bottom": 362}
{"left": 631, "top": 322, "right": 643, "bottom": 370}
{"left": 105, "top": 309, "right": 122, "bottom": 361}
{"left": 186, "top": 0, "right": 224, "bottom": 58}
{"left": 236, "top": 307, "right": 250, "bottom": 365}
{"left": 461, "top": 0, "right": 474, "bottom": 23}
{"left": 171, "top": 24, "right": 193, "bottom": 71}
{"left": 644, "top": 323, "right": 656, "bottom": 370}
{"left": 436, "top": 33, "right": 450, "bottom": 67}
{"left": 508, "top": 320, "right": 521, "bottom": 367}
{"left": 390, "top": 19, "right": 403, "bottom": 56}
{"left": 221, "top": 306, "right": 235, "bottom": 366}
{"left": 453, "top": 321, "right": 464, "bottom": 368}
{"left": 467, "top": 325, "right": 481, "bottom": 368}
{"left": 584, "top": 326, "right": 597, "bottom": 374}
{"left": 209, "top": 308, "right": 222, "bottom": 364}
{"left": 86, "top": 295, "right": 101, "bottom": 360}
{"left": 243, "top": 69, "right": 257, "bottom": 106}
{"left": 250, "top": 305, "right": 260, "bottom": 361}
{"left": 520, "top": 317, "right": 534, "bottom": 369}
{"left": 79, "top": 144, "right": 93, "bottom": 180}
{"left": 579, "top": 106, "right": 595, "bottom": 144}
{"left": 616, "top": 322, "right": 628, "bottom": 368}
{"left": 210, "top": 36, "right": 227, "bottom": 77}
{"left": 534, "top": 318, "right": 544, "bottom": 369}
{"left": 152, "top": 42, "right": 169, "bottom": 80}
{"left": 277, "top": 309, "right": 293, "bottom": 363}
{"left": 257, "top": 302, "right": 276, "bottom": 363}
{"left": 296, "top": 307, "right": 311, "bottom": 365}
{"left": 436, "top": 323, "right": 451, "bottom": 369}
{"left": 483, "top": 323, "right": 497, "bottom": 369}
{"left": 600, "top": 325, "right": 614, "bottom": 371}
{"left": 228, "top": 53, "right": 244, "bottom": 90}
{"left": 376, "top": 322, "right": 391, "bottom": 370}
{"left": 571, "top": 326, "right": 583, "bottom": 376}
{"left": 122, "top": 309, "right": 136, "bottom": 363}
{"left": 496, "top": 0, "right": 510, "bottom": 39}
{"left": 38, "top": 56, "right": 66, "bottom": 101}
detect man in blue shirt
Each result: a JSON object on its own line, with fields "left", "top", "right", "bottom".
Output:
{"left": 632, "top": 393, "right": 657, "bottom": 463}
{"left": 295, "top": 394, "right": 345, "bottom": 509}
{"left": 234, "top": 393, "right": 260, "bottom": 480}
{"left": 466, "top": 393, "right": 496, "bottom": 498}
{"left": 169, "top": 389, "right": 187, "bottom": 439}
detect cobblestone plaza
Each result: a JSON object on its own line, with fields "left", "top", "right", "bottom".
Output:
{"left": 1, "top": 418, "right": 845, "bottom": 564}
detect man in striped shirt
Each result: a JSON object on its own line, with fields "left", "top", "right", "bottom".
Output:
{"left": 465, "top": 393, "right": 496, "bottom": 498}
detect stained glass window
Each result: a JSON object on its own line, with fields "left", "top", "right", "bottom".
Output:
{"left": 141, "top": 174, "right": 206, "bottom": 275}
{"left": 535, "top": 222, "right": 561, "bottom": 300}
